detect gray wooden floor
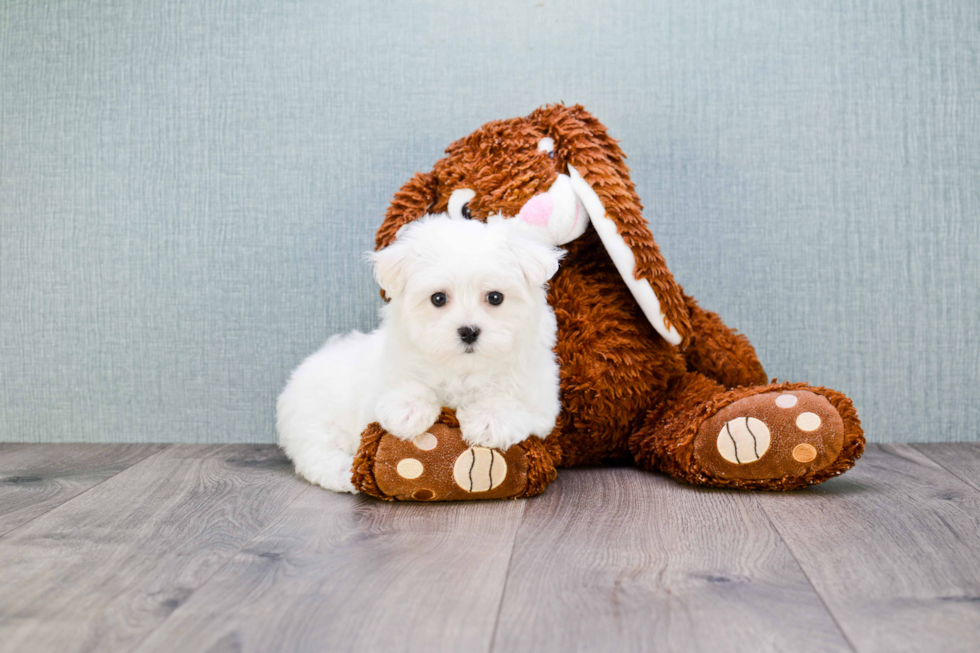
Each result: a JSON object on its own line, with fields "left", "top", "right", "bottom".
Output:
{"left": 0, "top": 444, "right": 978, "bottom": 653}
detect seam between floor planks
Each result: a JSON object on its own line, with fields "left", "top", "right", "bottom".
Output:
{"left": 752, "top": 493, "right": 860, "bottom": 653}
{"left": 0, "top": 444, "right": 311, "bottom": 653}
{"left": 0, "top": 444, "right": 171, "bottom": 539}
{"left": 911, "top": 443, "right": 980, "bottom": 493}
{"left": 124, "top": 484, "right": 316, "bottom": 653}
{"left": 129, "top": 488, "right": 528, "bottom": 653}
{"left": 488, "top": 466, "right": 855, "bottom": 653}
{"left": 486, "top": 499, "right": 526, "bottom": 653}
{"left": 756, "top": 444, "right": 980, "bottom": 653}
{"left": 51, "top": 442, "right": 312, "bottom": 653}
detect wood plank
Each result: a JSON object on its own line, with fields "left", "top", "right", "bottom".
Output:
{"left": 912, "top": 443, "right": 980, "bottom": 492}
{"left": 0, "top": 444, "right": 166, "bottom": 536}
{"left": 758, "top": 444, "right": 980, "bottom": 653}
{"left": 492, "top": 467, "right": 853, "bottom": 653}
{"left": 132, "top": 491, "right": 525, "bottom": 653}
{"left": 0, "top": 444, "right": 308, "bottom": 653}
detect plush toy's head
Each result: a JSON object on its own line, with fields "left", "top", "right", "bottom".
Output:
{"left": 377, "top": 104, "right": 691, "bottom": 345}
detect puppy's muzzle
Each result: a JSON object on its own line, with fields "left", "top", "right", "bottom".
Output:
{"left": 457, "top": 325, "right": 481, "bottom": 346}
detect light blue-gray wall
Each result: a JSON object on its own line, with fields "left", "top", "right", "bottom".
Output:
{"left": 1, "top": 1, "right": 978, "bottom": 444}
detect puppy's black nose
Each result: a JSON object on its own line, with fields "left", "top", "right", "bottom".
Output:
{"left": 457, "top": 325, "right": 481, "bottom": 345}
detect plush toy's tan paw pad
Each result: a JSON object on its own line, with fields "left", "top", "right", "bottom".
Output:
{"left": 367, "top": 423, "right": 534, "bottom": 501}
{"left": 695, "top": 390, "right": 845, "bottom": 480}
{"left": 453, "top": 447, "right": 507, "bottom": 492}
{"left": 716, "top": 417, "right": 771, "bottom": 464}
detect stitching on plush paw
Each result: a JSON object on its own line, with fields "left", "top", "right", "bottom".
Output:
{"left": 717, "top": 417, "right": 771, "bottom": 464}
{"left": 453, "top": 447, "right": 507, "bottom": 492}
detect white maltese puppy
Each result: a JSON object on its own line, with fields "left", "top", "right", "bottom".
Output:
{"left": 277, "top": 215, "right": 564, "bottom": 492}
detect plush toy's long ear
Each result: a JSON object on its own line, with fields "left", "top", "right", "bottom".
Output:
{"left": 376, "top": 171, "right": 440, "bottom": 250}
{"left": 531, "top": 104, "right": 690, "bottom": 345}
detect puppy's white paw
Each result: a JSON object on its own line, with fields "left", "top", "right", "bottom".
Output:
{"left": 376, "top": 393, "right": 441, "bottom": 440}
{"left": 458, "top": 407, "right": 534, "bottom": 451}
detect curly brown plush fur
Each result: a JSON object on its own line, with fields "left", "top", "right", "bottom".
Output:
{"left": 359, "top": 103, "right": 864, "bottom": 494}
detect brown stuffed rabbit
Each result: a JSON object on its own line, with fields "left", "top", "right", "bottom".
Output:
{"left": 353, "top": 104, "right": 863, "bottom": 500}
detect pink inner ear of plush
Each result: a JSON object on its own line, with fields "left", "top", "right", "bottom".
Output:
{"left": 518, "top": 193, "right": 553, "bottom": 227}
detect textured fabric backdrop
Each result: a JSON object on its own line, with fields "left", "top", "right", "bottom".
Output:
{"left": 1, "top": 0, "right": 978, "bottom": 444}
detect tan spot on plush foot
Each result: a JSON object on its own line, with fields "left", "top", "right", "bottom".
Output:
{"left": 775, "top": 393, "right": 798, "bottom": 408}
{"left": 717, "top": 417, "right": 771, "bottom": 464}
{"left": 793, "top": 443, "right": 818, "bottom": 463}
{"left": 411, "top": 488, "right": 434, "bottom": 500}
{"left": 396, "top": 458, "right": 424, "bottom": 479}
{"left": 796, "top": 412, "right": 821, "bottom": 431}
{"left": 412, "top": 432, "right": 438, "bottom": 451}
{"left": 453, "top": 447, "right": 507, "bottom": 492}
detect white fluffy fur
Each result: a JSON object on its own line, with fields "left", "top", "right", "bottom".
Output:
{"left": 277, "top": 215, "right": 564, "bottom": 493}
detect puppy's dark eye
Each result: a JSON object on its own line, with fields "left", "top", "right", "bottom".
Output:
{"left": 461, "top": 202, "right": 472, "bottom": 220}
{"left": 487, "top": 291, "right": 504, "bottom": 306}
{"left": 431, "top": 292, "right": 448, "bottom": 307}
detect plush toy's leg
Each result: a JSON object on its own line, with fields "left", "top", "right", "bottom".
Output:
{"left": 682, "top": 295, "right": 769, "bottom": 389}
{"left": 630, "top": 373, "right": 864, "bottom": 490}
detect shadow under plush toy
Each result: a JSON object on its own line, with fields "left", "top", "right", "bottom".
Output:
{"left": 352, "top": 103, "right": 864, "bottom": 500}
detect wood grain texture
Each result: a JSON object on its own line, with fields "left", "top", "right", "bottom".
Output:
{"left": 0, "top": 444, "right": 165, "bottom": 536}
{"left": 132, "top": 491, "right": 525, "bottom": 653}
{"left": 492, "top": 466, "right": 852, "bottom": 653}
{"left": 0, "top": 444, "right": 307, "bottom": 653}
{"left": 912, "top": 443, "right": 980, "bottom": 492}
{"left": 1, "top": 444, "right": 978, "bottom": 652}
{"left": 758, "top": 444, "right": 980, "bottom": 653}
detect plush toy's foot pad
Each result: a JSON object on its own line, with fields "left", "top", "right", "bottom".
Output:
{"left": 352, "top": 413, "right": 559, "bottom": 501}
{"left": 694, "top": 389, "right": 847, "bottom": 481}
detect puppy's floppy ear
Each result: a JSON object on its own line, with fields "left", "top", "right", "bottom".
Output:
{"left": 370, "top": 238, "right": 414, "bottom": 296}
{"left": 506, "top": 226, "right": 565, "bottom": 287}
